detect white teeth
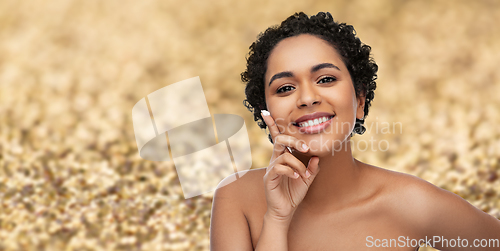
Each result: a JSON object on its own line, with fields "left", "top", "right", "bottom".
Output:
{"left": 297, "top": 116, "right": 333, "bottom": 127}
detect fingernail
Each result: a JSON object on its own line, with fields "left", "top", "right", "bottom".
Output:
{"left": 261, "top": 110, "right": 270, "bottom": 116}
{"left": 305, "top": 170, "right": 311, "bottom": 178}
{"left": 294, "top": 172, "right": 299, "bottom": 178}
{"left": 302, "top": 144, "right": 308, "bottom": 151}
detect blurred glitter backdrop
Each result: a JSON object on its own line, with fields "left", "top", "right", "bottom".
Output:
{"left": 0, "top": 0, "right": 499, "bottom": 250}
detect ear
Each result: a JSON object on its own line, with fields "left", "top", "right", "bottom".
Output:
{"left": 356, "top": 94, "right": 366, "bottom": 120}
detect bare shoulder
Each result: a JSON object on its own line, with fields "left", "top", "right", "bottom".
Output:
{"left": 364, "top": 163, "right": 500, "bottom": 235}
{"left": 366, "top": 164, "right": 454, "bottom": 217}
{"left": 368, "top": 163, "right": 445, "bottom": 201}
{"left": 210, "top": 168, "right": 267, "bottom": 251}
{"left": 213, "top": 167, "right": 266, "bottom": 203}
{"left": 212, "top": 167, "right": 268, "bottom": 221}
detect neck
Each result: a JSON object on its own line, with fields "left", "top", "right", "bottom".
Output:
{"left": 294, "top": 139, "right": 364, "bottom": 213}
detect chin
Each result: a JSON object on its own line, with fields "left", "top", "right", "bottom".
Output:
{"left": 301, "top": 133, "right": 352, "bottom": 156}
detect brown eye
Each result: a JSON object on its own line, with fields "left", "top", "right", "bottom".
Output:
{"left": 318, "top": 76, "right": 337, "bottom": 84}
{"left": 277, "top": 85, "right": 295, "bottom": 94}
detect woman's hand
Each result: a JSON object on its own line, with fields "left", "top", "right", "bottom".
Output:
{"left": 261, "top": 110, "right": 321, "bottom": 224}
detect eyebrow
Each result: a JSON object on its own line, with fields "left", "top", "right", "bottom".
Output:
{"left": 268, "top": 63, "right": 340, "bottom": 86}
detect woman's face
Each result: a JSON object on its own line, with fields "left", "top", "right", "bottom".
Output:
{"left": 264, "top": 34, "right": 365, "bottom": 156}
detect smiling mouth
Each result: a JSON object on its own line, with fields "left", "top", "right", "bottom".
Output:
{"left": 293, "top": 115, "right": 335, "bottom": 128}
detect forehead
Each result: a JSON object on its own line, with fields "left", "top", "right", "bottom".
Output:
{"left": 265, "top": 34, "right": 345, "bottom": 83}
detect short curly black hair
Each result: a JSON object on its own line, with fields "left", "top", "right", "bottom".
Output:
{"left": 241, "top": 12, "right": 378, "bottom": 140}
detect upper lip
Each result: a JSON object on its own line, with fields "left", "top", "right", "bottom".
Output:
{"left": 293, "top": 112, "right": 335, "bottom": 125}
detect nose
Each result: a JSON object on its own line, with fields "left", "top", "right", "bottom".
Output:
{"left": 297, "top": 82, "right": 321, "bottom": 107}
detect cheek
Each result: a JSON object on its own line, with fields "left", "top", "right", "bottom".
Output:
{"left": 267, "top": 98, "right": 294, "bottom": 132}
{"left": 324, "top": 87, "right": 357, "bottom": 129}
{"left": 325, "top": 88, "right": 356, "bottom": 111}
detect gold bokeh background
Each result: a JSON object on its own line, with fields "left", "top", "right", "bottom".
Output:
{"left": 0, "top": 0, "right": 499, "bottom": 250}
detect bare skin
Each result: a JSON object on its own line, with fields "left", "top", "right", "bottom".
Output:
{"left": 210, "top": 34, "right": 500, "bottom": 250}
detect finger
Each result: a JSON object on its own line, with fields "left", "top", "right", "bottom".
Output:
{"left": 265, "top": 164, "right": 300, "bottom": 208}
{"left": 304, "top": 157, "right": 320, "bottom": 185}
{"left": 264, "top": 163, "right": 300, "bottom": 184}
{"left": 261, "top": 110, "right": 282, "bottom": 143}
{"left": 261, "top": 110, "right": 310, "bottom": 154}
{"left": 273, "top": 134, "right": 309, "bottom": 154}
{"left": 274, "top": 152, "right": 308, "bottom": 178}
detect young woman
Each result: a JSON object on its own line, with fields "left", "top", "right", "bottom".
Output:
{"left": 210, "top": 12, "right": 500, "bottom": 250}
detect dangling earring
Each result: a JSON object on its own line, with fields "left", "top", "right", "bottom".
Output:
{"left": 353, "top": 118, "right": 366, "bottom": 135}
